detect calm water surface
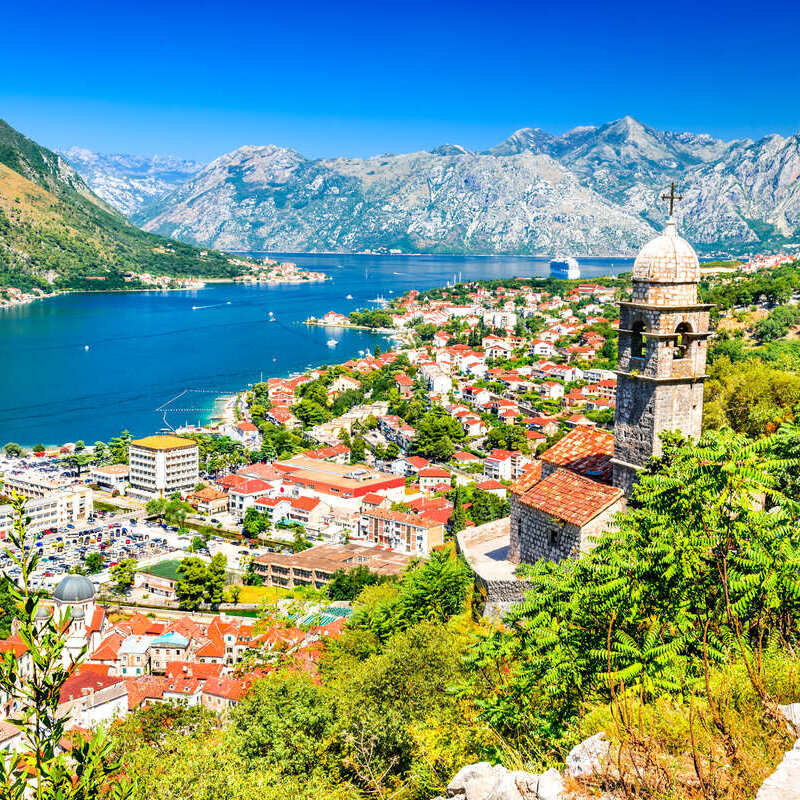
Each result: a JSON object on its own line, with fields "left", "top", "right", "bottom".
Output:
{"left": 0, "top": 254, "right": 632, "bottom": 445}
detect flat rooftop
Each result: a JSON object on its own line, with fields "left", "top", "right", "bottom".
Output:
{"left": 457, "top": 518, "right": 519, "bottom": 583}
{"left": 254, "top": 542, "right": 414, "bottom": 576}
{"left": 130, "top": 435, "right": 196, "bottom": 451}
{"left": 274, "top": 456, "right": 402, "bottom": 492}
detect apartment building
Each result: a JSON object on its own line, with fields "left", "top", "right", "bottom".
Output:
{"left": 128, "top": 436, "right": 199, "bottom": 498}
{"left": 0, "top": 485, "right": 93, "bottom": 537}
{"left": 359, "top": 508, "right": 445, "bottom": 556}
{"left": 253, "top": 543, "right": 412, "bottom": 589}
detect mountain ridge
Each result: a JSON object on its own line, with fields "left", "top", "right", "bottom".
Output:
{"left": 63, "top": 117, "right": 800, "bottom": 256}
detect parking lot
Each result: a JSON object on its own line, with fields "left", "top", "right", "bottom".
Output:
{"left": 1, "top": 508, "right": 181, "bottom": 592}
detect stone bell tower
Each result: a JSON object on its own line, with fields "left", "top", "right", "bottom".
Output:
{"left": 612, "top": 185, "right": 711, "bottom": 494}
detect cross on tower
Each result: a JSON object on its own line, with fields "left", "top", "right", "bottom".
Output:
{"left": 661, "top": 182, "right": 683, "bottom": 216}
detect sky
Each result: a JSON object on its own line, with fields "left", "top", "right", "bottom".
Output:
{"left": 1, "top": 0, "right": 798, "bottom": 162}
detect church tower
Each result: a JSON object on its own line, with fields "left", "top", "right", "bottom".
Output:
{"left": 612, "top": 186, "right": 711, "bottom": 494}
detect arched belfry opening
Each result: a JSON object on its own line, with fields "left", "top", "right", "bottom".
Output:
{"left": 673, "top": 321, "right": 692, "bottom": 361}
{"left": 631, "top": 320, "right": 646, "bottom": 359}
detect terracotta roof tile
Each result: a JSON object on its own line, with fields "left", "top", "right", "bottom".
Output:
{"left": 539, "top": 426, "right": 614, "bottom": 483}
{"left": 518, "top": 468, "right": 623, "bottom": 527}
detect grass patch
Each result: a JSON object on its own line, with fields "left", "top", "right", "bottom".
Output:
{"left": 139, "top": 559, "right": 183, "bottom": 581}
{"left": 235, "top": 585, "right": 290, "bottom": 604}
{"left": 94, "top": 500, "right": 128, "bottom": 513}
{"left": 572, "top": 652, "right": 800, "bottom": 799}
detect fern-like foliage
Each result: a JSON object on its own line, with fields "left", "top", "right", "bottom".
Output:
{"left": 468, "top": 424, "right": 800, "bottom": 737}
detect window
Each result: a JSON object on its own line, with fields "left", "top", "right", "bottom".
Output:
{"left": 549, "top": 528, "right": 559, "bottom": 546}
{"left": 631, "top": 320, "right": 645, "bottom": 359}
{"left": 674, "top": 322, "right": 692, "bottom": 359}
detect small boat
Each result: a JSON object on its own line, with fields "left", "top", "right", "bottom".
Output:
{"left": 326, "top": 339, "right": 338, "bottom": 347}
{"left": 84, "top": 345, "right": 89, "bottom": 351}
{"left": 346, "top": 294, "right": 353, "bottom": 300}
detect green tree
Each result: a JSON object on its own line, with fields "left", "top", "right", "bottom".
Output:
{"left": 231, "top": 672, "right": 335, "bottom": 774}
{"left": 3, "top": 442, "right": 23, "bottom": 457}
{"left": 32, "top": 443, "right": 45, "bottom": 453}
{"left": 74, "top": 439, "right": 85, "bottom": 453}
{"left": 413, "top": 408, "right": 464, "bottom": 460}
{"left": 84, "top": 552, "right": 104, "bottom": 574}
{"left": 349, "top": 435, "right": 366, "bottom": 463}
{"left": 228, "top": 584, "right": 242, "bottom": 605}
{"left": 243, "top": 506, "right": 269, "bottom": 538}
{"left": 450, "top": 487, "right": 467, "bottom": 534}
{"left": 110, "top": 558, "right": 137, "bottom": 594}
{"left": 326, "top": 565, "right": 387, "bottom": 601}
{"left": 205, "top": 553, "right": 227, "bottom": 608}
{"left": 351, "top": 547, "right": 472, "bottom": 642}
{"left": 175, "top": 557, "right": 209, "bottom": 611}
{"left": 108, "top": 430, "right": 132, "bottom": 464}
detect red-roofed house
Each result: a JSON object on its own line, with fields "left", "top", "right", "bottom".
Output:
{"left": 201, "top": 676, "right": 252, "bottom": 713}
{"left": 418, "top": 467, "right": 451, "bottom": 493}
{"left": 228, "top": 478, "right": 274, "bottom": 520}
{"left": 510, "top": 468, "right": 623, "bottom": 564}
{"left": 58, "top": 673, "right": 128, "bottom": 730}
{"left": 287, "top": 496, "right": 330, "bottom": 537}
{"left": 475, "top": 479, "right": 507, "bottom": 498}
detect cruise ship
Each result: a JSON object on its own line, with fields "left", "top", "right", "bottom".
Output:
{"left": 549, "top": 257, "right": 581, "bottom": 280}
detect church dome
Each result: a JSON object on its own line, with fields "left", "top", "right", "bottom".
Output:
{"left": 53, "top": 574, "right": 95, "bottom": 603}
{"left": 633, "top": 217, "right": 700, "bottom": 283}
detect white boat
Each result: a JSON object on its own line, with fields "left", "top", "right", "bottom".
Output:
{"left": 346, "top": 294, "right": 353, "bottom": 300}
{"left": 326, "top": 339, "right": 339, "bottom": 347}
{"left": 550, "top": 257, "right": 581, "bottom": 280}
{"left": 368, "top": 295, "right": 389, "bottom": 306}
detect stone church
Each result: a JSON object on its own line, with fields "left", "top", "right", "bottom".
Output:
{"left": 510, "top": 204, "right": 710, "bottom": 564}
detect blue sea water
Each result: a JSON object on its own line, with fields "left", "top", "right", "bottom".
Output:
{"left": 0, "top": 253, "right": 632, "bottom": 446}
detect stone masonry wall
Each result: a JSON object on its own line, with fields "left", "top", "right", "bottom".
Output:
{"left": 511, "top": 496, "right": 624, "bottom": 564}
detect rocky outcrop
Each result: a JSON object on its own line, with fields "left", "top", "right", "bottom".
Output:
{"left": 435, "top": 734, "right": 608, "bottom": 800}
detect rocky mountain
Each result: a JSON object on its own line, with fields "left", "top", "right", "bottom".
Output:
{"left": 68, "top": 117, "right": 800, "bottom": 256}
{"left": 59, "top": 147, "right": 203, "bottom": 217}
{"left": 0, "top": 119, "right": 249, "bottom": 291}
{"left": 135, "top": 144, "right": 655, "bottom": 255}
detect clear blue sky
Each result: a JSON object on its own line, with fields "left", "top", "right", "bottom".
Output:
{"left": 1, "top": 0, "right": 798, "bottom": 161}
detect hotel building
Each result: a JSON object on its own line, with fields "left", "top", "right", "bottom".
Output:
{"left": 128, "top": 436, "right": 199, "bottom": 498}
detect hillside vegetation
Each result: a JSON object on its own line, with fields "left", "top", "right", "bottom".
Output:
{"left": 0, "top": 119, "right": 251, "bottom": 292}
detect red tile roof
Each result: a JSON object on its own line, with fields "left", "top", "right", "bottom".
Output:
{"left": 539, "top": 426, "right": 614, "bottom": 483}
{"left": 202, "top": 676, "right": 252, "bottom": 702}
{"left": 0, "top": 635, "right": 28, "bottom": 657}
{"left": 517, "top": 468, "right": 622, "bottom": 527}
{"left": 165, "top": 660, "right": 224, "bottom": 679}
{"left": 418, "top": 467, "right": 450, "bottom": 478}
{"left": 475, "top": 479, "right": 505, "bottom": 490}
{"left": 124, "top": 676, "right": 168, "bottom": 709}
{"left": 59, "top": 673, "right": 124, "bottom": 703}
{"left": 89, "top": 632, "right": 124, "bottom": 662}
{"left": 290, "top": 495, "right": 321, "bottom": 512}
{"left": 510, "top": 461, "right": 543, "bottom": 494}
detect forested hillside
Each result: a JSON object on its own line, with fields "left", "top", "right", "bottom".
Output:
{"left": 0, "top": 119, "right": 251, "bottom": 292}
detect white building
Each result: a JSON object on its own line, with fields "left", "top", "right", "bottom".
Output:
{"left": 89, "top": 463, "right": 130, "bottom": 492}
{"left": 128, "top": 436, "right": 199, "bottom": 498}
{"left": 0, "top": 486, "right": 93, "bottom": 537}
